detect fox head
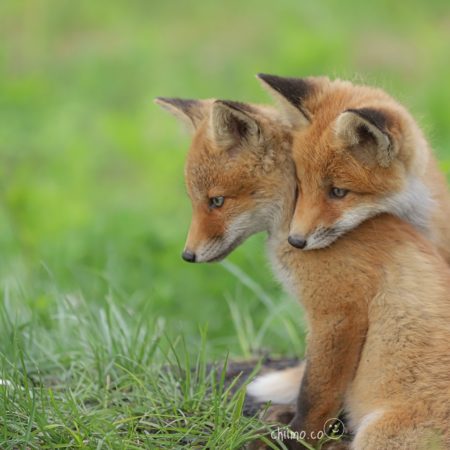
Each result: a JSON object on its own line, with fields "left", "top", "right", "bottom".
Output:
{"left": 155, "top": 97, "right": 295, "bottom": 262}
{"left": 259, "top": 74, "right": 433, "bottom": 250}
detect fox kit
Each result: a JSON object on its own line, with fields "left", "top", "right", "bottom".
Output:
{"left": 156, "top": 94, "right": 450, "bottom": 449}
{"left": 258, "top": 75, "right": 450, "bottom": 262}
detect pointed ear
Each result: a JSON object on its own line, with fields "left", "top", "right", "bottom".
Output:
{"left": 257, "top": 73, "right": 316, "bottom": 128}
{"left": 154, "top": 97, "right": 209, "bottom": 133}
{"left": 210, "top": 100, "right": 261, "bottom": 149}
{"left": 334, "top": 108, "right": 398, "bottom": 168}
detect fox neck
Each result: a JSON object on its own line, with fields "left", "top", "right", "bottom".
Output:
{"left": 264, "top": 161, "right": 299, "bottom": 299}
{"left": 266, "top": 163, "right": 297, "bottom": 240}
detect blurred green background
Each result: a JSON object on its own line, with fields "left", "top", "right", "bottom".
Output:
{"left": 1, "top": 0, "right": 450, "bottom": 352}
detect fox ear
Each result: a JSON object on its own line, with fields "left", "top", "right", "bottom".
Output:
{"left": 335, "top": 108, "right": 398, "bottom": 168}
{"left": 154, "top": 97, "right": 209, "bottom": 133}
{"left": 210, "top": 100, "right": 260, "bottom": 149}
{"left": 257, "top": 73, "right": 315, "bottom": 128}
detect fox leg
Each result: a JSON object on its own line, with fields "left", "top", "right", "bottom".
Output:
{"left": 351, "top": 410, "right": 445, "bottom": 450}
{"left": 286, "top": 314, "right": 367, "bottom": 450}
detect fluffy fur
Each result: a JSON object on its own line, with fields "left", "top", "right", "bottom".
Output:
{"left": 156, "top": 89, "right": 450, "bottom": 449}
{"left": 259, "top": 75, "right": 450, "bottom": 259}
{"left": 246, "top": 365, "right": 305, "bottom": 405}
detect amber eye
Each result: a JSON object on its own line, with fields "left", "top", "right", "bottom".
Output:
{"left": 329, "top": 187, "right": 349, "bottom": 199}
{"left": 209, "top": 196, "right": 225, "bottom": 208}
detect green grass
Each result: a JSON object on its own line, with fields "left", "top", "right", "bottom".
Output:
{"left": 0, "top": 278, "right": 306, "bottom": 449}
{"left": 1, "top": 0, "right": 450, "bottom": 448}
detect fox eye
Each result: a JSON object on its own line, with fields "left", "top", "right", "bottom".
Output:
{"left": 209, "top": 196, "right": 225, "bottom": 208}
{"left": 329, "top": 187, "right": 349, "bottom": 199}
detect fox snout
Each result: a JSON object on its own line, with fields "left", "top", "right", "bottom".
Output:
{"left": 288, "top": 201, "right": 323, "bottom": 250}
{"left": 288, "top": 213, "right": 315, "bottom": 250}
{"left": 182, "top": 220, "right": 202, "bottom": 263}
{"left": 182, "top": 219, "right": 228, "bottom": 263}
{"left": 182, "top": 210, "right": 258, "bottom": 263}
{"left": 181, "top": 211, "right": 227, "bottom": 263}
{"left": 181, "top": 238, "right": 230, "bottom": 263}
{"left": 288, "top": 202, "right": 335, "bottom": 250}
{"left": 288, "top": 214, "right": 334, "bottom": 251}
{"left": 288, "top": 227, "right": 336, "bottom": 250}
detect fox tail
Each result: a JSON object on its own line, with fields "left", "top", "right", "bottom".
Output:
{"left": 246, "top": 363, "right": 304, "bottom": 405}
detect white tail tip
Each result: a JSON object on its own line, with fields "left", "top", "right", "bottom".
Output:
{"left": 246, "top": 364, "right": 304, "bottom": 405}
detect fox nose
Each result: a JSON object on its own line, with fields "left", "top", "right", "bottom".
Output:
{"left": 182, "top": 250, "right": 196, "bottom": 263}
{"left": 288, "top": 234, "right": 307, "bottom": 249}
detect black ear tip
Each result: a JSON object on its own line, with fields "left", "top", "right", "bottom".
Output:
{"left": 154, "top": 96, "right": 173, "bottom": 105}
{"left": 155, "top": 97, "right": 201, "bottom": 110}
{"left": 346, "top": 108, "right": 389, "bottom": 131}
{"left": 256, "top": 73, "right": 278, "bottom": 84}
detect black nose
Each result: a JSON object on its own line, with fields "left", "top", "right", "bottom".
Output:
{"left": 182, "top": 250, "right": 196, "bottom": 263}
{"left": 288, "top": 235, "right": 307, "bottom": 249}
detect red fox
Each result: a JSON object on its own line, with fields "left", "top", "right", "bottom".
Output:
{"left": 156, "top": 95, "right": 450, "bottom": 449}
{"left": 257, "top": 75, "right": 450, "bottom": 261}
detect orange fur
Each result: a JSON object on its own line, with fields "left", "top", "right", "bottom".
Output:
{"left": 259, "top": 75, "right": 450, "bottom": 260}
{"left": 156, "top": 90, "right": 450, "bottom": 449}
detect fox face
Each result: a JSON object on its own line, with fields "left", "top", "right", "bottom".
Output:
{"left": 156, "top": 97, "right": 294, "bottom": 262}
{"left": 290, "top": 122, "right": 403, "bottom": 250}
{"left": 258, "top": 74, "right": 433, "bottom": 250}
